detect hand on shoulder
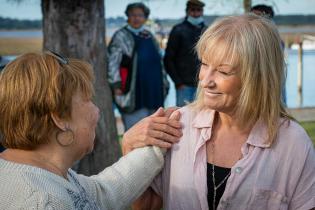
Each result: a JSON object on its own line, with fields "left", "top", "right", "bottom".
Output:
{"left": 122, "top": 107, "right": 182, "bottom": 155}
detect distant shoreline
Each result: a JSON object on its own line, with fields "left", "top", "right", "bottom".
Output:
{"left": 0, "top": 29, "right": 41, "bottom": 31}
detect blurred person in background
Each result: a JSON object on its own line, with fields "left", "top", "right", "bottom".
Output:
{"left": 0, "top": 133, "right": 4, "bottom": 152}
{"left": 0, "top": 55, "right": 10, "bottom": 72}
{"left": 164, "top": 0, "right": 206, "bottom": 107}
{"left": 108, "top": 2, "right": 169, "bottom": 131}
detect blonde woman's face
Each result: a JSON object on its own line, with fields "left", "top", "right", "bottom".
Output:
{"left": 198, "top": 60, "right": 241, "bottom": 114}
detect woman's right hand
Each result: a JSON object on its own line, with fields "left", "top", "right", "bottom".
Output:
{"left": 122, "top": 107, "right": 182, "bottom": 155}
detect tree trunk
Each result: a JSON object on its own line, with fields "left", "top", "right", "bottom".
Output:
{"left": 42, "top": 0, "right": 122, "bottom": 175}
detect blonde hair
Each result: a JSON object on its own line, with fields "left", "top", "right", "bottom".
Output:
{"left": 193, "top": 14, "right": 291, "bottom": 144}
{"left": 0, "top": 52, "right": 94, "bottom": 150}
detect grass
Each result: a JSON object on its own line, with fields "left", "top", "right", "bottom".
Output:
{"left": 0, "top": 37, "right": 42, "bottom": 55}
{"left": 300, "top": 121, "right": 315, "bottom": 145}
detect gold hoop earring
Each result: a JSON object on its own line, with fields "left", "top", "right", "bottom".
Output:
{"left": 56, "top": 128, "right": 74, "bottom": 147}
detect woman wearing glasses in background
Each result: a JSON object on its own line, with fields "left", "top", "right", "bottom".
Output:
{"left": 0, "top": 51, "right": 182, "bottom": 209}
{"left": 131, "top": 14, "right": 315, "bottom": 210}
{"left": 108, "top": 2, "right": 169, "bottom": 131}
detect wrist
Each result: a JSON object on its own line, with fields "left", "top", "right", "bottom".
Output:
{"left": 121, "top": 134, "right": 133, "bottom": 155}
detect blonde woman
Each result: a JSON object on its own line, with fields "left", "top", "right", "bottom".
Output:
{"left": 130, "top": 14, "right": 315, "bottom": 210}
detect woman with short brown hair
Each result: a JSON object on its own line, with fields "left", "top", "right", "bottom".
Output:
{"left": 0, "top": 51, "right": 181, "bottom": 209}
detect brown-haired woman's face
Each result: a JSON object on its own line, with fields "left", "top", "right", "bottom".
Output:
{"left": 68, "top": 90, "right": 100, "bottom": 158}
{"left": 198, "top": 60, "right": 241, "bottom": 114}
{"left": 127, "top": 8, "right": 146, "bottom": 29}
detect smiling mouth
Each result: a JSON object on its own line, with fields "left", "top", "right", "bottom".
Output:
{"left": 204, "top": 90, "right": 222, "bottom": 95}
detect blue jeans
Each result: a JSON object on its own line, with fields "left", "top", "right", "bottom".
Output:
{"left": 176, "top": 86, "right": 197, "bottom": 107}
{"left": 121, "top": 108, "right": 155, "bottom": 131}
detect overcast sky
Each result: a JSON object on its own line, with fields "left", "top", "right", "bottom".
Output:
{"left": 0, "top": 0, "right": 315, "bottom": 20}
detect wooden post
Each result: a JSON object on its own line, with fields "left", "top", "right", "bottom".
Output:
{"left": 243, "top": 0, "right": 252, "bottom": 13}
{"left": 284, "top": 35, "right": 290, "bottom": 49}
{"left": 297, "top": 41, "right": 303, "bottom": 107}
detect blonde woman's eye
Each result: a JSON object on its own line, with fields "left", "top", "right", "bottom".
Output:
{"left": 218, "top": 70, "right": 229, "bottom": 75}
{"left": 201, "top": 62, "right": 208, "bottom": 67}
{"left": 218, "top": 68, "right": 236, "bottom": 76}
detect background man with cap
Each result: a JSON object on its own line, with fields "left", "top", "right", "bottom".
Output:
{"left": 164, "top": 0, "right": 206, "bottom": 106}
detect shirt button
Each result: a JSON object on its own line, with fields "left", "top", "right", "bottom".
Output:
{"left": 235, "top": 167, "right": 243, "bottom": 173}
{"left": 221, "top": 200, "right": 229, "bottom": 207}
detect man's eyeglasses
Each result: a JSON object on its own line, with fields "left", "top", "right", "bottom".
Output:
{"left": 189, "top": 7, "right": 203, "bottom": 12}
{"left": 128, "top": 13, "right": 145, "bottom": 18}
{"left": 46, "top": 50, "right": 69, "bottom": 65}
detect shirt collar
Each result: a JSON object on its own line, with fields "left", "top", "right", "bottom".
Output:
{"left": 192, "top": 108, "right": 271, "bottom": 148}
{"left": 246, "top": 120, "right": 272, "bottom": 148}
{"left": 192, "top": 108, "right": 215, "bottom": 128}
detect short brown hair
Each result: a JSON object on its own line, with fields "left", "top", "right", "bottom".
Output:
{"left": 125, "top": 2, "right": 150, "bottom": 19}
{"left": 0, "top": 52, "right": 94, "bottom": 150}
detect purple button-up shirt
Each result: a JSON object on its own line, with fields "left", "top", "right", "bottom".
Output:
{"left": 152, "top": 106, "right": 315, "bottom": 210}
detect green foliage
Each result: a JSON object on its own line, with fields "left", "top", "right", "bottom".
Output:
{"left": 300, "top": 121, "right": 315, "bottom": 145}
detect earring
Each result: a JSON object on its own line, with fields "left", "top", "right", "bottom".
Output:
{"left": 56, "top": 128, "right": 74, "bottom": 147}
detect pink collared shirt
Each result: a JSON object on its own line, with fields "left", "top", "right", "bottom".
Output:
{"left": 152, "top": 106, "right": 315, "bottom": 210}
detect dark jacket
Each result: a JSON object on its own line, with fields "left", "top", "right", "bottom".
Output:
{"left": 164, "top": 20, "right": 206, "bottom": 87}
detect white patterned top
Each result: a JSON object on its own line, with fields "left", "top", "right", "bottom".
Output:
{"left": 0, "top": 146, "right": 165, "bottom": 210}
